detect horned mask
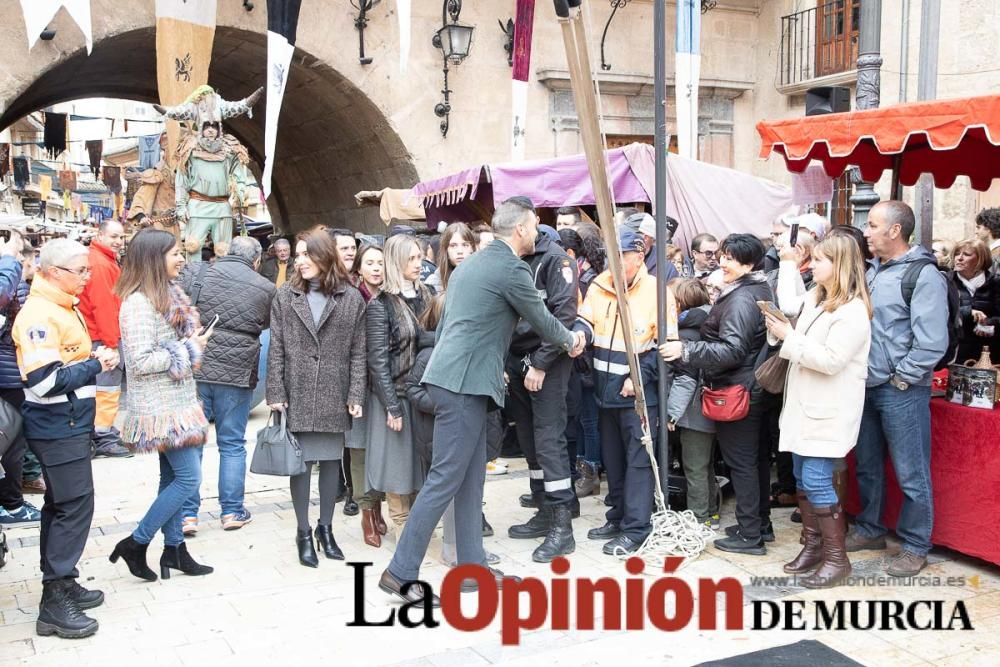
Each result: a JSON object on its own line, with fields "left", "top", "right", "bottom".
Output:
{"left": 154, "top": 85, "right": 263, "bottom": 126}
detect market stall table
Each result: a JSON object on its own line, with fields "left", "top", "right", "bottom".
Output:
{"left": 844, "top": 398, "right": 1000, "bottom": 566}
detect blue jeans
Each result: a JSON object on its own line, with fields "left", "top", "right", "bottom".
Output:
{"left": 792, "top": 454, "right": 838, "bottom": 506}
{"left": 134, "top": 446, "right": 203, "bottom": 547}
{"left": 184, "top": 383, "right": 254, "bottom": 518}
{"left": 576, "top": 385, "right": 601, "bottom": 466}
{"left": 853, "top": 383, "right": 934, "bottom": 556}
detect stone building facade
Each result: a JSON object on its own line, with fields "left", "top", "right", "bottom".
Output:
{"left": 0, "top": 0, "right": 996, "bottom": 237}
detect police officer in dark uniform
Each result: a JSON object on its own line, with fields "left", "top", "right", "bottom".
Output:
{"left": 505, "top": 202, "right": 580, "bottom": 563}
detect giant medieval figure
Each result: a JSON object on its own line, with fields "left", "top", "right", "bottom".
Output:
{"left": 154, "top": 85, "right": 263, "bottom": 261}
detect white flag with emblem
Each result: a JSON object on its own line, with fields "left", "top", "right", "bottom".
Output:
{"left": 263, "top": 0, "right": 303, "bottom": 200}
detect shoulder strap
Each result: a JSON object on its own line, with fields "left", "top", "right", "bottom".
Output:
{"left": 189, "top": 262, "right": 211, "bottom": 306}
{"left": 900, "top": 258, "right": 936, "bottom": 307}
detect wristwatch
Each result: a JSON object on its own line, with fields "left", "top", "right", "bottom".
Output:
{"left": 889, "top": 374, "right": 909, "bottom": 391}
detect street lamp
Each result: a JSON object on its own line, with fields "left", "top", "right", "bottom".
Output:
{"left": 432, "top": 0, "right": 474, "bottom": 137}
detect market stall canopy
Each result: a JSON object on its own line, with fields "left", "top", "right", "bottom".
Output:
{"left": 353, "top": 188, "right": 425, "bottom": 224}
{"left": 409, "top": 143, "right": 793, "bottom": 251}
{"left": 757, "top": 94, "right": 1000, "bottom": 191}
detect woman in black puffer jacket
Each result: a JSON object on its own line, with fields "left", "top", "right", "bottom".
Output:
{"left": 660, "top": 234, "right": 773, "bottom": 556}
{"left": 949, "top": 238, "right": 1000, "bottom": 364}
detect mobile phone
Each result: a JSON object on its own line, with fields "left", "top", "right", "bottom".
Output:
{"left": 756, "top": 300, "right": 789, "bottom": 323}
{"left": 199, "top": 314, "right": 220, "bottom": 335}
{"left": 789, "top": 223, "right": 799, "bottom": 248}
{"left": 0, "top": 229, "right": 10, "bottom": 242}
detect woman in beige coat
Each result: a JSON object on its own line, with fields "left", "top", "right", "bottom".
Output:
{"left": 764, "top": 234, "right": 872, "bottom": 589}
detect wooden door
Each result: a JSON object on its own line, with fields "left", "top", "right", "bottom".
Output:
{"left": 815, "top": 1, "right": 860, "bottom": 78}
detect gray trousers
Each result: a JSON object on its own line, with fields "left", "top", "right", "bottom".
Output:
{"left": 680, "top": 428, "right": 719, "bottom": 521}
{"left": 28, "top": 434, "right": 94, "bottom": 583}
{"left": 388, "top": 385, "right": 488, "bottom": 581}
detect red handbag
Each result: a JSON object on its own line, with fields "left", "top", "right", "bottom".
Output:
{"left": 701, "top": 384, "right": 750, "bottom": 422}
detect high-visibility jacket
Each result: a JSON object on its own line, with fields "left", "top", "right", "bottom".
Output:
{"left": 77, "top": 241, "right": 122, "bottom": 347}
{"left": 575, "top": 264, "right": 659, "bottom": 409}
{"left": 13, "top": 276, "right": 102, "bottom": 440}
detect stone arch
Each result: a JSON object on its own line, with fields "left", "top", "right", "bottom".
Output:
{"left": 0, "top": 26, "right": 417, "bottom": 234}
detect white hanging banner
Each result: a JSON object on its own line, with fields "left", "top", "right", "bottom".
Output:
{"left": 511, "top": 80, "right": 528, "bottom": 161}
{"left": 263, "top": 0, "right": 303, "bottom": 200}
{"left": 21, "top": 0, "right": 93, "bottom": 55}
{"left": 264, "top": 32, "right": 294, "bottom": 199}
{"left": 675, "top": 0, "right": 701, "bottom": 160}
{"left": 398, "top": 0, "right": 411, "bottom": 73}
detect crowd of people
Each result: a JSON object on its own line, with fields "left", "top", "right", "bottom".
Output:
{"left": 1, "top": 198, "right": 997, "bottom": 638}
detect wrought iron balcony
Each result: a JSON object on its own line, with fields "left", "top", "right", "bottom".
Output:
{"left": 779, "top": 1, "right": 860, "bottom": 91}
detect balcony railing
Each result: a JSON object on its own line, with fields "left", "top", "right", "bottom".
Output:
{"left": 779, "top": 1, "right": 860, "bottom": 89}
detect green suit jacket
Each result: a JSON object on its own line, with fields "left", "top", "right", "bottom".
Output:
{"left": 422, "top": 239, "right": 576, "bottom": 407}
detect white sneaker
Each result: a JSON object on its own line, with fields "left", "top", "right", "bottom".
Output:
{"left": 486, "top": 460, "right": 508, "bottom": 476}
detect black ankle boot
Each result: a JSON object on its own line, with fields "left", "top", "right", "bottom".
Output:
{"left": 36, "top": 580, "right": 99, "bottom": 639}
{"left": 65, "top": 580, "right": 104, "bottom": 610}
{"left": 160, "top": 543, "right": 214, "bottom": 579}
{"left": 314, "top": 523, "right": 344, "bottom": 560}
{"left": 109, "top": 535, "right": 157, "bottom": 581}
{"left": 508, "top": 494, "right": 552, "bottom": 539}
{"left": 532, "top": 504, "right": 576, "bottom": 563}
{"left": 297, "top": 528, "right": 319, "bottom": 567}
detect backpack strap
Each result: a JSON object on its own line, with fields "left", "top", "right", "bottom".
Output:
{"left": 900, "top": 258, "right": 937, "bottom": 307}
{"left": 189, "top": 262, "right": 211, "bottom": 307}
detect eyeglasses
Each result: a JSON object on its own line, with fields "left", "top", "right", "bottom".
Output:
{"left": 695, "top": 249, "right": 718, "bottom": 257}
{"left": 56, "top": 266, "right": 91, "bottom": 277}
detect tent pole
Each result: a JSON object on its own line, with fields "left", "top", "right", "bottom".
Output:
{"left": 653, "top": 0, "right": 671, "bottom": 505}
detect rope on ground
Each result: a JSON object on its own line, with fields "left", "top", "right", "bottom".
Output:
{"left": 605, "top": 434, "right": 715, "bottom": 569}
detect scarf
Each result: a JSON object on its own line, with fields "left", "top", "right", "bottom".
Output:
{"left": 719, "top": 270, "right": 767, "bottom": 301}
{"left": 957, "top": 271, "right": 986, "bottom": 297}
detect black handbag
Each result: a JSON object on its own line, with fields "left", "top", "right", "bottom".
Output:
{"left": 249, "top": 410, "right": 307, "bottom": 477}
{"left": 0, "top": 397, "right": 23, "bottom": 461}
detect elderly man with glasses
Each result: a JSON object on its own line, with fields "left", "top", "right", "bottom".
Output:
{"left": 13, "top": 239, "right": 119, "bottom": 639}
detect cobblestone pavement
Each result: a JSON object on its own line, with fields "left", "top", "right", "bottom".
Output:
{"left": 2, "top": 404, "right": 999, "bottom": 666}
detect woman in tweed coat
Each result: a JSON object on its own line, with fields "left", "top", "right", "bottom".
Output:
{"left": 109, "top": 229, "right": 213, "bottom": 582}
{"left": 267, "top": 228, "right": 367, "bottom": 567}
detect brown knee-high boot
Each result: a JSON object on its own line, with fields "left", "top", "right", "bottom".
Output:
{"left": 784, "top": 490, "right": 823, "bottom": 574}
{"left": 802, "top": 503, "right": 851, "bottom": 588}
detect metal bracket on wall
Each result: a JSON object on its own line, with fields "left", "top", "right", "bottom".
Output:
{"left": 600, "top": 0, "right": 630, "bottom": 72}
{"left": 351, "top": 0, "right": 378, "bottom": 65}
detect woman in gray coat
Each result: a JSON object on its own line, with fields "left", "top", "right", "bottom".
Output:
{"left": 267, "top": 228, "right": 367, "bottom": 568}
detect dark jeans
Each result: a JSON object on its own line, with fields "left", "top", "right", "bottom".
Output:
{"left": 134, "top": 446, "right": 203, "bottom": 547}
{"left": 715, "top": 395, "right": 769, "bottom": 540}
{"left": 599, "top": 407, "right": 656, "bottom": 543}
{"left": 576, "top": 385, "right": 602, "bottom": 466}
{"left": 389, "top": 385, "right": 488, "bottom": 581}
{"left": 854, "top": 383, "right": 934, "bottom": 557}
{"left": 28, "top": 434, "right": 94, "bottom": 582}
{"left": 184, "top": 382, "right": 253, "bottom": 518}
{"left": 0, "top": 387, "right": 26, "bottom": 511}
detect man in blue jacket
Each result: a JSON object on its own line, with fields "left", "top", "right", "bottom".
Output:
{"left": 851, "top": 201, "right": 949, "bottom": 577}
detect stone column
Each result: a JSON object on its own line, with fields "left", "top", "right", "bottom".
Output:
{"left": 849, "top": 0, "right": 883, "bottom": 229}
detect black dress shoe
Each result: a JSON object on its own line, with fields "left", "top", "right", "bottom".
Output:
{"left": 602, "top": 534, "right": 642, "bottom": 555}
{"left": 459, "top": 567, "right": 522, "bottom": 592}
{"left": 378, "top": 569, "right": 440, "bottom": 607}
{"left": 482, "top": 513, "right": 494, "bottom": 538}
{"left": 725, "top": 522, "right": 775, "bottom": 543}
{"left": 587, "top": 521, "right": 622, "bottom": 540}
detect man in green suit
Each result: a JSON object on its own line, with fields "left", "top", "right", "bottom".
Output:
{"left": 379, "top": 198, "right": 586, "bottom": 604}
